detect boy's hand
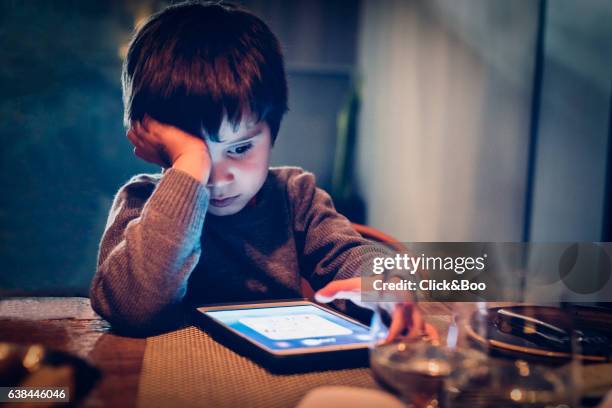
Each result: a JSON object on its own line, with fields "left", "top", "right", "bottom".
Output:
{"left": 127, "top": 115, "right": 212, "bottom": 183}
{"left": 315, "top": 277, "right": 439, "bottom": 344}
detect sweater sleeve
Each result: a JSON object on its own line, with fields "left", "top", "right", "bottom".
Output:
{"left": 89, "top": 168, "right": 209, "bottom": 334}
{"left": 288, "top": 170, "right": 389, "bottom": 291}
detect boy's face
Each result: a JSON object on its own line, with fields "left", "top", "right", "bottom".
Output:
{"left": 204, "top": 113, "right": 272, "bottom": 216}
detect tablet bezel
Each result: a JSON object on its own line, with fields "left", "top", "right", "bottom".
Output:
{"left": 195, "top": 299, "right": 371, "bottom": 356}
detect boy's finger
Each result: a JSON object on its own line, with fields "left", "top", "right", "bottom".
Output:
{"left": 314, "top": 277, "right": 360, "bottom": 303}
{"left": 127, "top": 129, "right": 143, "bottom": 147}
{"left": 141, "top": 115, "right": 152, "bottom": 132}
{"left": 143, "top": 114, "right": 164, "bottom": 133}
{"left": 130, "top": 120, "right": 141, "bottom": 134}
{"left": 314, "top": 290, "right": 359, "bottom": 303}
{"left": 143, "top": 113, "right": 200, "bottom": 141}
{"left": 407, "top": 306, "right": 425, "bottom": 339}
{"left": 129, "top": 127, "right": 171, "bottom": 167}
{"left": 385, "top": 305, "right": 407, "bottom": 343}
{"left": 385, "top": 303, "right": 409, "bottom": 342}
{"left": 134, "top": 120, "right": 146, "bottom": 136}
{"left": 134, "top": 120, "right": 153, "bottom": 139}
{"left": 424, "top": 323, "right": 440, "bottom": 345}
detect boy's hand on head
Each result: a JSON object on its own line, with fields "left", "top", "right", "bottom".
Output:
{"left": 127, "top": 121, "right": 170, "bottom": 168}
{"left": 128, "top": 115, "right": 212, "bottom": 183}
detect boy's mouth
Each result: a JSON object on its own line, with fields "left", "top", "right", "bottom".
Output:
{"left": 210, "top": 195, "right": 240, "bottom": 208}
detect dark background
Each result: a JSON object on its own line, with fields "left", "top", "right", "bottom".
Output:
{"left": 1, "top": 0, "right": 611, "bottom": 296}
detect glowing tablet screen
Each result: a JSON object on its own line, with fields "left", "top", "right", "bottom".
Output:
{"left": 205, "top": 305, "right": 371, "bottom": 351}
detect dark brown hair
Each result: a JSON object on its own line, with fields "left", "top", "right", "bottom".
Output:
{"left": 122, "top": 1, "right": 288, "bottom": 142}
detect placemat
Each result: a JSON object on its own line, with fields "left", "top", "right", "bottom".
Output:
{"left": 137, "top": 322, "right": 612, "bottom": 407}
{"left": 137, "top": 326, "right": 378, "bottom": 408}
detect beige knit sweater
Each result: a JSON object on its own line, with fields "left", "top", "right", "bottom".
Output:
{"left": 90, "top": 167, "right": 383, "bottom": 334}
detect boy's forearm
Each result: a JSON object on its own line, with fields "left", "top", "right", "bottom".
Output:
{"left": 91, "top": 221, "right": 202, "bottom": 332}
{"left": 90, "top": 169, "right": 209, "bottom": 332}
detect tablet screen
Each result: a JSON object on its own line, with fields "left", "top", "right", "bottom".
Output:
{"left": 204, "top": 304, "right": 371, "bottom": 351}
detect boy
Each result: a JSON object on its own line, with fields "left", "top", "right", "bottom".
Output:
{"left": 90, "top": 1, "right": 410, "bottom": 335}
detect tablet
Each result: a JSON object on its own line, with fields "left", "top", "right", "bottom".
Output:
{"left": 193, "top": 300, "right": 372, "bottom": 373}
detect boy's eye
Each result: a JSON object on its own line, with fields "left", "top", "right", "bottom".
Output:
{"left": 228, "top": 143, "right": 253, "bottom": 156}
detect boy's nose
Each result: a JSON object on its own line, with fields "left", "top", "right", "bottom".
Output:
{"left": 207, "top": 162, "right": 234, "bottom": 188}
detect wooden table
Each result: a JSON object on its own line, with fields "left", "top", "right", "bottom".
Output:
{"left": 0, "top": 298, "right": 610, "bottom": 407}
{"left": 0, "top": 298, "right": 145, "bottom": 408}
{"left": 0, "top": 298, "right": 453, "bottom": 407}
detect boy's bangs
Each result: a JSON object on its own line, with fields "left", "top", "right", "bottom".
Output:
{"left": 198, "top": 101, "right": 270, "bottom": 142}
{"left": 127, "top": 55, "right": 272, "bottom": 142}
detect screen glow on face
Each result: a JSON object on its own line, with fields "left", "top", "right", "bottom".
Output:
{"left": 205, "top": 305, "right": 371, "bottom": 351}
